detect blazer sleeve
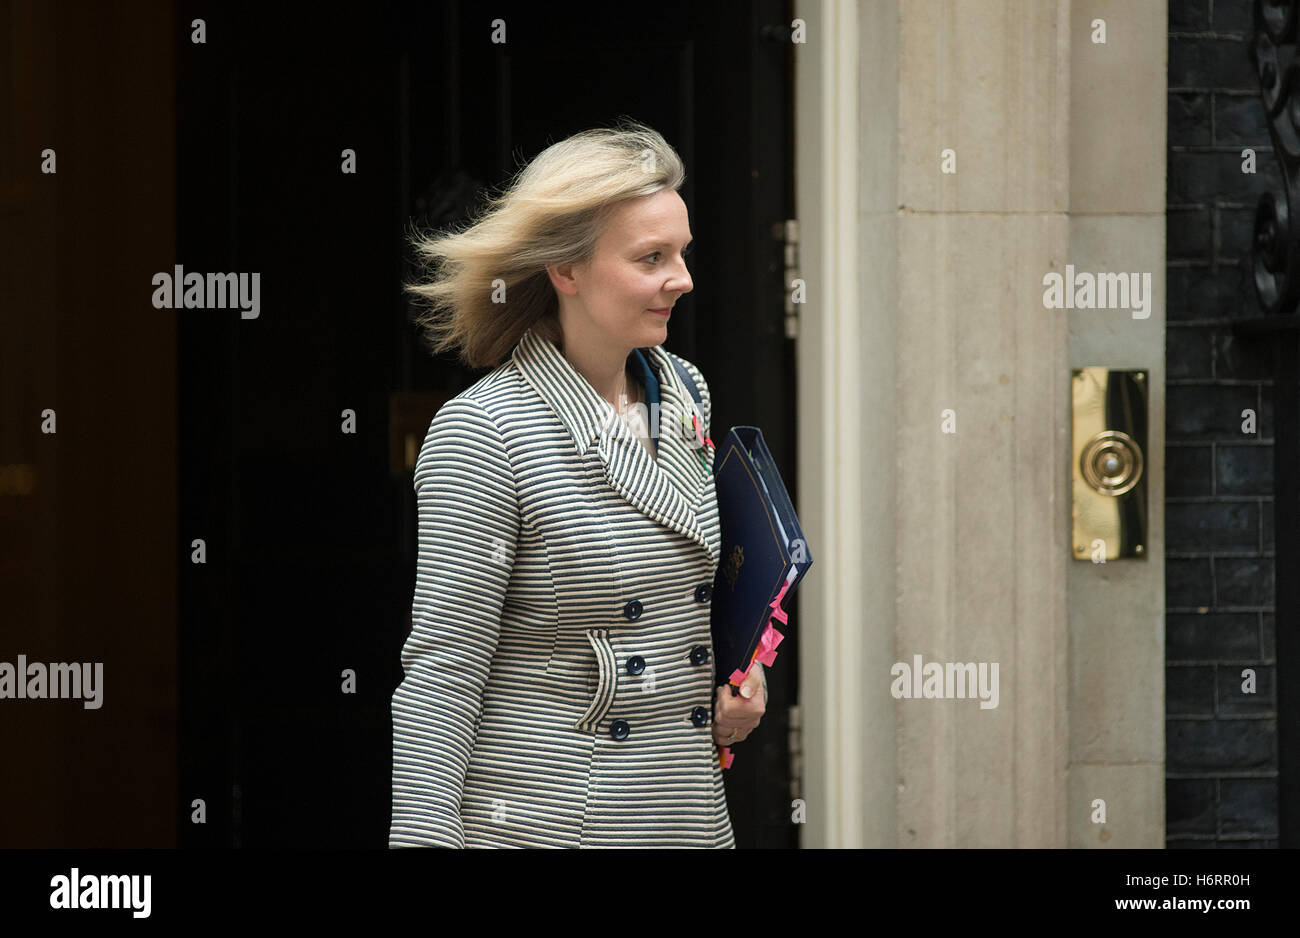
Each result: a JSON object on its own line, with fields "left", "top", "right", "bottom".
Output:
{"left": 389, "top": 397, "right": 520, "bottom": 848}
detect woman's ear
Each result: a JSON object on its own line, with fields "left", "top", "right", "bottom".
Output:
{"left": 545, "top": 261, "right": 582, "bottom": 296}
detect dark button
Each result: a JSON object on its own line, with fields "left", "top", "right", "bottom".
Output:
{"left": 626, "top": 655, "right": 646, "bottom": 676}
{"left": 689, "top": 645, "right": 710, "bottom": 666}
{"left": 695, "top": 584, "right": 713, "bottom": 603}
{"left": 690, "top": 706, "right": 710, "bottom": 727}
{"left": 610, "top": 719, "right": 630, "bottom": 740}
{"left": 623, "top": 599, "right": 643, "bottom": 621}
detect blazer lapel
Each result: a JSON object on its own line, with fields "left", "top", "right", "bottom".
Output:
{"left": 513, "top": 328, "right": 714, "bottom": 562}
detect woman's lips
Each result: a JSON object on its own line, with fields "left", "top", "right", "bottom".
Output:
{"left": 648, "top": 307, "right": 671, "bottom": 317}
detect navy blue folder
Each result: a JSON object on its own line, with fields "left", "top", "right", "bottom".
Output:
{"left": 656, "top": 355, "right": 812, "bottom": 691}
{"left": 708, "top": 426, "right": 813, "bottom": 690}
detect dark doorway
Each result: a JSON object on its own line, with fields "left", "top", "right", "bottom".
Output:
{"left": 178, "top": 0, "right": 797, "bottom": 848}
{"left": 1, "top": 0, "right": 177, "bottom": 848}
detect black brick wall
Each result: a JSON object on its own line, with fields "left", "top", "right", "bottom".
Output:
{"left": 1167, "top": 0, "right": 1279, "bottom": 847}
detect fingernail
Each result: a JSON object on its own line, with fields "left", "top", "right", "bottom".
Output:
{"left": 740, "top": 685, "right": 754, "bottom": 699}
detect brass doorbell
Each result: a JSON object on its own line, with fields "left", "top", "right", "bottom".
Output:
{"left": 1072, "top": 368, "right": 1148, "bottom": 560}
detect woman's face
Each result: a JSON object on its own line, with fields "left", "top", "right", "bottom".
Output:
{"left": 561, "top": 188, "right": 694, "bottom": 353}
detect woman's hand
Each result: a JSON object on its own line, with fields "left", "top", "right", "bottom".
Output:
{"left": 711, "top": 663, "right": 766, "bottom": 746}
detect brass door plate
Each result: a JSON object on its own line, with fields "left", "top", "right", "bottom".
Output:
{"left": 1072, "top": 368, "right": 1148, "bottom": 561}
{"left": 389, "top": 391, "right": 451, "bottom": 477}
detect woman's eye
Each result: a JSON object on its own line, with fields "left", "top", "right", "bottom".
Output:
{"left": 644, "top": 247, "right": 692, "bottom": 264}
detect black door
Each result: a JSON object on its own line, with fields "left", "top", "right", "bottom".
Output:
{"left": 178, "top": 0, "right": 797, "bottom": 848}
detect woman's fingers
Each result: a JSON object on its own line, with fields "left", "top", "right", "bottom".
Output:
{"left": 712, "top": 680, "right": 765, "bottom": 745}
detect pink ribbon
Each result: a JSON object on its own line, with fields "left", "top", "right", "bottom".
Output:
{"left": 753, "top": 621, "right": 785, "bottom": 666}
{"left": 727, "top": 580, "right": 791, "bottom": 684}
{"left": 767, "top": 578, "right": 791, "bottom": 624}
{"left": 721, "top": 577, "right": 794, "bottom": 770}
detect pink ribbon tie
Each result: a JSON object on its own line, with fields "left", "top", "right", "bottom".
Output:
{"left": 721, "top": 577, "right": 795, "bottom": 768}
{"left": 754, "top": 621, "right": 784, "bottom": 666}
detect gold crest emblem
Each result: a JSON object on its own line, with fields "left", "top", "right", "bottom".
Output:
{"left": 722, "top": 545, "right": 744, "bottom": 591}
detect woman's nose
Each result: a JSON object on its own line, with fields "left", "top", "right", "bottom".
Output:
{"left": 670, "top": 263, "right": 693, "bottom": 294}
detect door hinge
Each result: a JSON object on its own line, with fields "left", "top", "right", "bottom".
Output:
{"left": 772, "top": 218, "right": 800, "bottom": 340}
{"left": 788, "top": 703, "right": 803, "bottom": 803}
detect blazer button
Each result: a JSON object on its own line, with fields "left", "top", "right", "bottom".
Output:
{"left": 626, "top": 655, "right": 646, "bottom": 676}
{"left": 690, "top": 706, "right": 710, "bottom": 727}
{"left": 610, "top": 719, "right": 631, "bottom": 740}
{"left": 623, "top": 599, "right": 643, "bottom": 621}
{"left": 695, "top": 584, "right": 713, "bottom": 603}
{"left": 689, "top": 645, "right": 710, "bottom": 666}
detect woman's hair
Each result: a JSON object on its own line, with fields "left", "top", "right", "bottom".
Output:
{"left": 403, "top": 119, "right": 687, "bottom": 369}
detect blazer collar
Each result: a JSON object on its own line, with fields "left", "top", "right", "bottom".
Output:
{"left": 512, "top": 327, "right": 715, "bottom": 564}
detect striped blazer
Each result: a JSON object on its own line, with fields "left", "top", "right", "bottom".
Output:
{"left": 389, "top": 326, "right": 734, "bottom": 848}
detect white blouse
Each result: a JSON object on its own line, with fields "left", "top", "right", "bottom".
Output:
{"left": 602, "top": 376, "right": 657, "bottom": 460}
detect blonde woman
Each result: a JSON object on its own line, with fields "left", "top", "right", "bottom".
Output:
{"left": 389, "top": 121, "right": 766, "bottom": 849}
